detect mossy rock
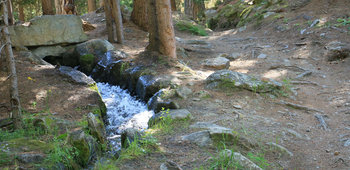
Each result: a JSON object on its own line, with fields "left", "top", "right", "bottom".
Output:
{"left": 33, "top": 117, "right": 55, "bottom": 132}
{"left": 87, "top": 112, "right": 107, "bottom": 145}
{"left": 79, "top": 54, "right": 96, "bottom": 74}
{"left": 68, "top": 130, "right": 90, "bottom": 167}
{"left": 0, "top": 138, "right": 54, "bottom": 154}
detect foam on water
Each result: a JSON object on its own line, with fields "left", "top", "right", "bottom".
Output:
{"left": 96, "top": 82, "right": 154, "bottom": 148}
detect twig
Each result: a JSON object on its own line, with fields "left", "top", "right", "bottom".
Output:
{"left": 294, "top": 71, "right": 312, "bottom": 79}
{"left": 6, "top": 73, "right": 12, "bottom": 80}
{"left": 0, "top": 42, "right": 8, "bottom": 53}
{"left": 336, "top": 108, "right": 350, "bottom": 114}
{"left": 278, "top": 100, "right": 324, "bottom": 113}
{"left": 331, "top": 158, "right": 349, "bottom": 167}
{"left": 314, "top": 114, "right": 329, "bottom": 130}
{"left": 290, "top": 80, "right": 319, "bottom": 86}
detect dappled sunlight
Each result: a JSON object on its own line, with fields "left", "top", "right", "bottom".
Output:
{"left": 229, "top": 60, "right": 257, "bottom": 69}
{"left": 262, "top": 70, "right": 288, "bottom": 79}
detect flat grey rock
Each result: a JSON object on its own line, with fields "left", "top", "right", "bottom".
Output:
{"left": 176, "top": 86, "right": 192, "bottom": 99}
{"left": 266, "top": 142, "right": 293, "bottom": 157}
{"left": 204, "top": 57, "right": 230, "bottom": 69}
{"left": 33, "top": 45, "right": 66, "bottom": 59}
{"left": 59, "top": 66, "right": 96, "bottom": 85}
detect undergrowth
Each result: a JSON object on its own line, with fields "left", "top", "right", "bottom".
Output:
{"left": 175, "top": 21, "right": 208, "bottom": 36}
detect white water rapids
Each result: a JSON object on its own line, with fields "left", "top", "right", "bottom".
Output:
{"left": 96, "top": 82, "right": 154, "bottom": 149}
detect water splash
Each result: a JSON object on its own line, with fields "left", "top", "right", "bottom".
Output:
{"left": 96, "top": 82, "right": 154, "bottom": 149}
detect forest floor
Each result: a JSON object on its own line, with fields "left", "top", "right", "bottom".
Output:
{"left": 1, "top": 0, "right": 350, "bottom": 169}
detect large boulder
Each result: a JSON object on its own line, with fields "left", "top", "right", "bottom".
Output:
{"left": 87, "top": 112, "right": 107, "bottom": 144}
{"left": 32, "top": 45, "right": 67, "bottom": 59}
{"left": 206, "top": 70, "right": 282, "bottom": 93}
{"left": 121, "top": 128, "right": 142, "bottom": 148}
{"left": 74, "top": 39, "right": 116, "bottom": 59}
{"left": 59, "top": 66, "right": 96, "bottom": 85}
{"left": 121, "top": 66, "right": 156, "bottom": 93}
{"left": 68, "top": 130, "right": 90, "bottom": 167}
{"left": 147, "top": 89, "right": 180, "bottom": 113}
{"left": 9, "top": 15, "right": 87, "bottom": 47}
{"left": 148, "top": 109, "right": 193, "bottom": 128}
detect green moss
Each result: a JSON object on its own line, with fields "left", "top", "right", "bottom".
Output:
{"left": 57, "top": 133, "right": 68, "bottom": 140}
{"left": 88, "top": 83, "right": 99, "bottom": 93}
{"left": 71, "top": 138, "right": 90, "bottom": 166}
{"left": 175, "top": 21, "right": 208, "bottom": 36}
{"left": 79, "top": 54, "right": 95, "bottom": 73}
{"left": 0, "top": 138, "right": 54, "bottom": 153}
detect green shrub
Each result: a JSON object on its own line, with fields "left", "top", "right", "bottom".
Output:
{"left": 175, "top": 21, "right": 208, "bottom": 36}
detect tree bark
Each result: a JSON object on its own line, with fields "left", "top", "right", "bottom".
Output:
{"left": 7, "top": 0, "right": 14, "bottom": 25}
{"left": 1, "top": 1, "right": 23, "bottom": 130}
{"left": 155, "top": 0, "right": 176, "bottom": 59}
{"left": 19, "top": 4, "right": 24, "bottom": 21}
{"left": 42, "top": 0, "right": 55, "bottom": 15}
{"left": 146, "top": 0, "right": 159, "bottom": 51}
{"left": 170, "top": 0, "right": 176, "bottom": 11}
{"left": 54, "top": 0, "right": 63, "bottom": 14}
{"left": 99, "top": 0, "right": 103, "bottom": 7}
{"left": 103, "top": 0, "right": 115, "bottom": 43}
{"left": 184, "top": 0, "right": 191, "bottom": 16}
{"left": 192, "top": 0, "right": 205, "bottom": 20}
{"left": 130, "top": 0, "right": 148, "bottom": 31}
{"left": 111, "top": 0, "right": 124, "bottom": 45}
{"left": 88, "top": 0, "right": 97, "bottom": 12}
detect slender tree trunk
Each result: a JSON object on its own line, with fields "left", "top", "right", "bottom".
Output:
{"left": 111, "top": 0, "right": 124, "bottom": 44}
{"left": 130, "top": 0, "right": 148, "bottom": 31}
{"left": 19, "top": 5, "right": 24, "bottom": 21}
{"left": 170, "top": 0, "right": 176, "bottom": 11}
{"left": 88, "top": 0, "right": 96, "bottom": 12}
{"left": 99, "top": 0, "right": 103, "bottom": 7}
{"left": 192, "top": 0, "right": 204, "bottom": 20}
{"left": 1, "top": 1, "right": 23, "bottom": 130}
{"left": 146, "top": 0, "right": 159, "bottom": 51}
{"left": 42, "top": 0, "right": 55, "bottom": 15}
{"left": 7, "top": 0, "right": 14, "bottom": 25}
{"left": 103, "top": 0, "right": 115, "bottom": 43}
{"left": 184, "top": 0, "right": 191, "bottom": 16}
{"left": 54, "top": 0, "right": 62, "bottom": 14}
{"left": 155, "top": 0, "right": 176, "bottom": 59}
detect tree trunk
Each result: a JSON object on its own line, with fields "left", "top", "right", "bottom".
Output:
{"left": 1, "top": 1, "right": 23, "bottom": 130}
{"left": 155, "top": 0, "right": 176, "bottom": 59}
{"left": 54, "top": 0, "right": 63, "bottom": 14}
{"left": 111, "top": 0, "right": 124, "bottom": 44}
{"left": 130, "top": 0, "right": 148, "bottom": 31}
{"left": 146, "top": 0, "right": 159, "bottom": 51}
{"left": 7, "top": 0, "right": 14, "bottom": 25}
{"left": 42, "top": 0, "right": 55, "bottom": 15}
{"left": 170, "top": 0, "right": 176, "bottom": 11}
{"left": 103, "top": 0, "right": 115, "bottom": 43}
{"left": 184, "top": 0, "right": 191, "bottom": 16}
{"left": 88, "top": 0, "right": 96, "bottom": 12}
{"left": 99, "top": 0, "right": 103, "bottom": 7}
{"left": 19, "top": 5, "right": 24, "bottom": 21}
{"left": 192, "top": 0, "right": 205, "bottom": 20}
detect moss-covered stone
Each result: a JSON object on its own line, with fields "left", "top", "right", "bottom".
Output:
{"left": 87, "top": 112, "right": 107, "bottom": 145}
{"left": 0, "top": 138, "right": 54, "bottom": 153}
{"left": 79, "top": 54, "right": 95, "bottom": 74}
{"left": 68, "top": 130, "right": 90, "bottom": 167}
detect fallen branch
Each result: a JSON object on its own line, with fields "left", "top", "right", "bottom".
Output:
{"left": 330, "top": 158, "right": 349, "bottom": 167}
{"left": 294, "top": 71, "right": 312, "bottom": 79}
{"left": 314, "top": 114, "right": 329, "bottom": 130}
{"left": 290, "top": 80, "right": 319, "bottom": 86}
{"left": 242, "top": 43, "right": 255, "bottom": 50}
{"left": 0, "top": 118, "right": 13, "bottom": 128}
{"left": 336, "top": 108, "right": 350, "bottom": 114}
{"left": 278, "top": 100, "right": 324, "bottom": 113}
{"left": 269, "top": 65, "right": 307, "bottom": 72}
{"left": 226, "top": 37, "right": 258, "bottom": 42}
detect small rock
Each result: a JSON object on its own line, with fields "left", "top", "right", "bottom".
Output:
{"left": 232, "top": 105, "right": 242, "bottom": 109}
{"left": 287, "top": 129, "right": 303, "bottom": 139}
{"left": 344, "top": 140, "right": 350, "bottom": 147}
{"left": 176, "top": 86, "right": 192, "bottom": 99}
{"left": 225, "top": 53, "right": 242, "bottom": 61}
{"left": 217, "top": 53, "right": 229, "bottom": 57}
{"left": 334, "top": 151, "right": 339, "bottom": 155}
{"left": 326, "top": 149, "right": 330, "bottom": 153}
{"left": 187, "top": 82, "right": 195, "bottom": 86}
{"left": 204, "top": 57, "right": 230, "bottom": 70}
{"left": 160, "top": 160, "right": 183, "bottom": 170}
{"left": 306, "top": 129, "right": 311, "bottom": 132}
{"left": 192, "top": 98, "right": 201, "bottom": 101}
{"left": 266, "top": 142, "right": 293, "bottom": 157}
{"left": 121, "top": 128, "right": 142, "bottom": 148}
{"left": 257, "top": 54, "right": 267, "bottom": 59}
{"left": 303, "top": 14, "right": 313, "bottom": 20}
{"left": 17, "top": 154, "right": 45, "bottom": 164}
{"left": 239, "top": 26, "right": 247, "bottom": 32}
{"left": 148, "top": 109, "right": 194, "bottom": 127}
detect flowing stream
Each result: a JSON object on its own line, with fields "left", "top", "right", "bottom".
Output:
{"left": 96, "top": 82, "right": 154, "bottom": 149}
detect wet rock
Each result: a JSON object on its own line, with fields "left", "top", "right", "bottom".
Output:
{"left": 101, "top": 50, "right": 130, "bottom": 66}
{"left": 68, "top": 130, "right": 90, "bottom": 166}
{"left": 9, "top": 15, "right": 87, "bottom": 46}
{"left": 266, "top": 142, "right": 293, "bottom": 157}
{"left": 176, "top": 86, "right": 192, "bottom": 99}
{"left": 206, "top": 70, "right": 282, "bottom": 92}
{"left": 148, "top": 109, "right": 194, "bottom": 128}
{"left": 122, "top": 66, "right": 156, "bottom": 93}
{"left": 33, "top": 45, "right": 67, "bottom": 59}
{"left": 160, "top": 160, "right": 183, "bottom": 170}
{"left": 220, "top": 149, "right": 263, "bottom": 170}
{"left": 105, "top": 60, "right": 130, "bottom": 85}
{"left": 19, "top": 51, "right": 50, "bottom": 65}
{"left": 136, "top": 75, "right": 180, "bottom": 102}
{"left": 87, "top": 112, "right": 107, "bottom": 144}
{"left": 17, "top": 153, "right": 45, "bottom": 164}
{"left": 121, "top": 128, "right": 142, "bottom": 148}
{"left": 79, "top": 54, "right": 96, "bottom": 74}
{"left": 204, "top": 57, "right": 230, "bottom": 69}
{"left": 147, "top": 89, "right": 179, "bottom": 113}
{"left": 59, "top": 66, "right": 96, "bottom": 85}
